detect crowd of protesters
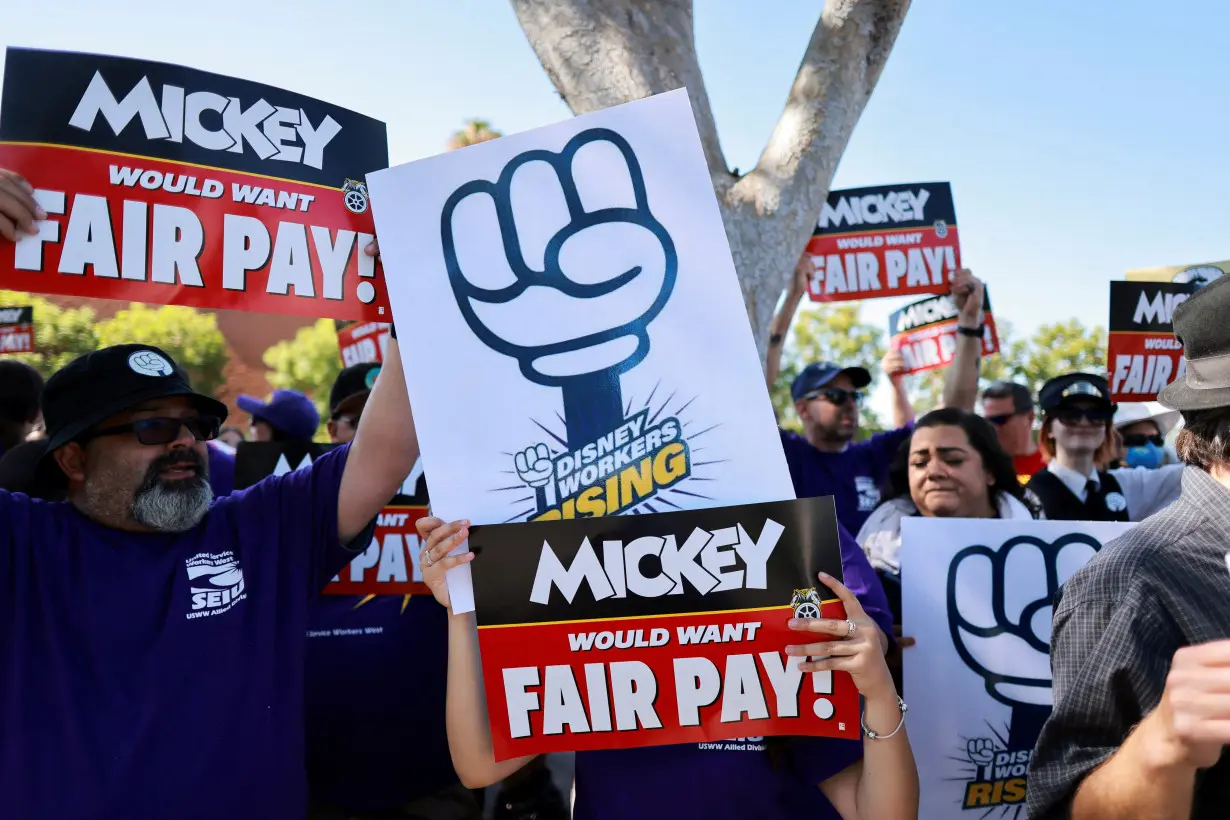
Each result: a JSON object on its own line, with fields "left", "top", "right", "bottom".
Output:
{"left": 2, "top": 139, "right": 1230, "bottom": 820}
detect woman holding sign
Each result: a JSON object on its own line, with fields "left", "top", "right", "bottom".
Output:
{"left": 415, "top": 517, "right": 918, "bottom": 820}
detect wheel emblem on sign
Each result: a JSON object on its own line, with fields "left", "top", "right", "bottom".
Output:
{"left": 791, "top": 587, "right": 823, "bottom": 620}
{"left": 342, "top": 178, "right": 370, "bottom": 214}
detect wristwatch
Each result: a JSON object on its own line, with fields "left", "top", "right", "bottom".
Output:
{"left": 956, "top": 324, "right": 983, "bottom": 338}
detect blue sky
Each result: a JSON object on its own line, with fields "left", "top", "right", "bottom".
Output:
{"left": 3, "top": 0, "right": 1227, "bottom": 411}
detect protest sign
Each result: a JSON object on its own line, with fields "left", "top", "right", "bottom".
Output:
{"left": 367, "top": 89, "right": 795, "bottom": 613}
{"left": 806, "top": 182, "right": 960, "bottom": 303}
{"left": 901, "top": 517, "right": 1134, "bottom": 818}
{"left": 233, "top": 442, "right": 429, "bottom": 596}
{"left": 1107, "top": 281, "right": 1194, "bottom": 402}
{"left": 888, "top": 289, "right": 997, "bottom": 376}
{"left": 0, "top": 305, "right": 33, "bottom": 354}
{"left": 337, "top": 320, "right": 391, "bottom": 365}
{"left": 0, "top": 47, "right": 389, "bottom": 321}
{"left": 469, "top": 496, "right": 858, "bottom": 760}
{"left": 1126, "top": 259, "right": 1230, "bottom": 287}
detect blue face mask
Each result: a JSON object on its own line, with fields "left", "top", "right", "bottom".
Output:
{"left": 1125, "top": 441, "right": 1165, "bottom": 469}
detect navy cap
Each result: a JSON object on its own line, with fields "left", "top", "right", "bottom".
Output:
{"left": 790, "top": 362, "right": 872, "bottom": 401}
{"left": 238, "top": 389, "right": 320, "bottom": 442}
{"left": 1038, "top": 373, "right": 1114, "bottom": 414}
{"left": 329, "top": 363, "right": 381, "bottom": 416}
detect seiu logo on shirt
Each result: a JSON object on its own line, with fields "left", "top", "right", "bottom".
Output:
{"left": 186, "top": 551, "right": 247, "bottom": 619}
{"left": 529, "top": 520, "right": 783, "bottom": 605}
{"left": 855, "top": 476, "right": 880, "bottom": 512}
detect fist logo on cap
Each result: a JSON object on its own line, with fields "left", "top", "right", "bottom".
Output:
{"left": 128, "top": 351, "right": 174, "bottom": 378}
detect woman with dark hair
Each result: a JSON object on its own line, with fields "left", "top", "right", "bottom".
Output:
{"left": 857, "top": 406, "right": 1039, "bottom": 580}
{"left": 1025, "top": 373, "right": 1182, "bottom": 522}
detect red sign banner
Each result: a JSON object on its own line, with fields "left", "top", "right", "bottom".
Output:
{"left": 0, "top": 48, "right": 390, "bottom": 321}
{"left": 468, "top": 497, "right": 860, "bottom": 760}
{"left": 338, "top": 320, "right": 391, "bottom": 366}
{"left": 806, "top": 182, "right": 960, "bottom": 303}
{"left": 1107, "top": 281, "right": 1193, "bottom": 402}
{"left": 888, "top": 290, "right": 999, "bottom": 376}
{"left": 0, "top": 305, "right": 33, "bottom": 354}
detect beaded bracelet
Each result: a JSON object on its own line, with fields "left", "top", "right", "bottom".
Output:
{"left": 862, "top": 696, "right": 908, "bottom": 740}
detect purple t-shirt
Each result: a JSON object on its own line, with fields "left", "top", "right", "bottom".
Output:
{"left": 207, "top": 441, "right": 236, "bottom": 497}
{"left": 780, "top": 426, "right": 914, "bottom": 535}
{"left": 571, "top": 524, "right": 892, "bottom": 820}
{"left": 304, "top": 595, "right": 456, "bottom": 811}
{"left": 0, "top": 445, "right": 367, "bottom": 820}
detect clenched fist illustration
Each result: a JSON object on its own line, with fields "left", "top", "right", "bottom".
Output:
{"left": 947, "top": 533, "right": 1100, "bottom": 750}
{"left": 515, "top": 444, "right": 558, "bottom": 511}
{"left": 441, "top": 128, "right": 678, "bottom": 449}
{"left": 966, "top": 738, "right": 996, "bottom": 767}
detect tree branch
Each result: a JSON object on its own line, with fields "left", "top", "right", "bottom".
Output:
{"left": 510, "top": 0, "right": 730, "bottom": 181}
{"left": 732, "top": 0, "right": 911, "bottom": 222}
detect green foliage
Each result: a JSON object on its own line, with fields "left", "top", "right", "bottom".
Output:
{"left": 770, "top": 303, "right": 887, "bottom": 439}
{"left": 0, "top": 290, "right": 99, "bottom": 376}
{"left": 907, "top": 318, "right": 1108, "bottom": 410}
{"left": 95, "top": 304, "right": 229, "bottom": 395}
{"left": 262, "top": 318, "right": 343, "bottom": 431}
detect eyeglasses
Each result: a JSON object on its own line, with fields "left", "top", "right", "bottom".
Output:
{"left": 84, "top": 416, "right": 222, "bottom": 446}
{"left": 331, "top": 413, "right": 361, "bottom": 427}
{"left": 805, "top": 388, "right": 865, "bottom": 407}
{"left": 1123, "top": 433, "right": 1164, "bottom": 448}
{"left": 985, "top": 413, "right": 1018, "bottom": 426}
{"left": 1053, "top": 407, "right": 1113, "bottom": 425}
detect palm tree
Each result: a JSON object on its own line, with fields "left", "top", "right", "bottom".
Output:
{"left": 447, "top": 119, "right": 503, "bottom": 151}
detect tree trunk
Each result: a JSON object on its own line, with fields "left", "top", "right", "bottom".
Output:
{"left": 511, "top": 0, "right": 911, "bottom": 366}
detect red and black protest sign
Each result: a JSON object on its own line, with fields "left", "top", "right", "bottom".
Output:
{"left": 0, "top": 305, "right": 33, "bottom": 354}
{"left": 888, "top": 289, "right": 998, "bottom": 376}
{"left": 338, "top": 320, "right": 391, "bottom": 365}
{"left": 1108, "top": 281, "right": 1193, "bottom": 402}
{"left": 0, "top": 48, "right": 390, "bottom": 321}
{"left": 468, "top": 496, "right": 860, "bottom": 760}
{"left": 233, "top": 442, "right": 429, "bottom": 596}
{"left": 806, "top": 182, "right": 960, "bottom": 303}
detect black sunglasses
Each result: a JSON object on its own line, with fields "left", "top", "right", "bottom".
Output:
{"left": 84, "top": 416, "right": 222, "bottom": 446}
{"left": 806, "top": 387, "right": 865, "bottom": 406}
{"left": 1053, "top": 406, "right": 1113, "bottom": 425}
{"left": 1123, "top": 433, "right": 1165, "bottom": 448}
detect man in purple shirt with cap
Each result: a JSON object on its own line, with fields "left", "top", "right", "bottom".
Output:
{"left": 0, "top": 174, "right": 420, "bottom": 820}
{"left": 767, "top": 262, "right": 987, "bottom": 534}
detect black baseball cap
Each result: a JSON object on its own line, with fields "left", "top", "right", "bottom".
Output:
{"left": 1038, "top": 373, "right": 1114, "bottom": 414}
{"left": 41, "top": 344, "right": 229, "bottom": 454}
{"left": 790, "top": 362, "right": 872, "bottom": 401}
{"left": 329, "top": 363, "right": 381, "bottom": 417}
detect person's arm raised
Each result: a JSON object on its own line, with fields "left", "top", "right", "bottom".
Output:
{"left": 940, "top": 268, "right": 984, "bottom": 411}
{"left": 0, "top": 170, "right": 44, "bottom": 242}
{"left": 766, "top": 253, "right": 812, "bottom": 389}
{"left": 417, "top": 516, "right": 537, "bottom": 787}
{"left": 335, "top": 240, "right": 420, "bottom": 543}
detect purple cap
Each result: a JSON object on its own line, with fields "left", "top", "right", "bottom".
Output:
{"left": 237, "top": 389, "right": 320, "bottom": 442}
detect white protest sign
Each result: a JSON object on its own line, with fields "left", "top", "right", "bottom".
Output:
{"left": 900, "top": 517, "right": 1134, "bottom": 819}
{"left": 367, "top": 89, "right": 795, "bottom": 613}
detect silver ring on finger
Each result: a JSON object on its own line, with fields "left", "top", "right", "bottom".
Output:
{"left": 845, "top": 619, "right": 856, "bottom": 637}
{"left": 421, "top": 548, "right": 434, "bottom": 568}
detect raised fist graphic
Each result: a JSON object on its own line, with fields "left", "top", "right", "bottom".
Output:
{"left": 515, "top": 444, "right": 557, "bottom": 511}
{"left": 947, "top": 533, "right": 1100, "bottom": 750}
{"left": 441, "top": 128, "right": 678, "bottom": 449}
{"left": 966, "top": 738, "right": 996, "bottom": 766}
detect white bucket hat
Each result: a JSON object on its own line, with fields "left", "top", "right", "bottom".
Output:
{"left": 1113, "top": 401, "right": 1180, "bottom": 435}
